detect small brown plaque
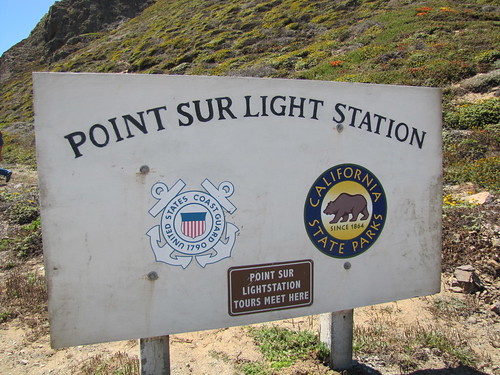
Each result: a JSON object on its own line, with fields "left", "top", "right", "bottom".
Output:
{"left": 228, "top": 260, "right": 313, "bottom": 316}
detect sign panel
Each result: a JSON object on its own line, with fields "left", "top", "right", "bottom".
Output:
{"left": 33, "top": 73, "right": 442, "bottom": 348}
{"left": 228, "top": 260, "right": 313, "bottom": 316}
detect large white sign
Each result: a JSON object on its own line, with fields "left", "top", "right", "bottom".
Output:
{"left": 34, "top": 73, "right": 442, "bottom": 348}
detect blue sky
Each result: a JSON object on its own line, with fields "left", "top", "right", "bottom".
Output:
{"left": 0, "top": 0, "right": 60, "bottom": 55}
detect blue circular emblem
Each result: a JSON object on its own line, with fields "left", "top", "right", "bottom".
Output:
{"left": 304, "top": 164, "right": 387, "bottom": 258}
{"left": 161, "top": 191, "right": 225, "bottom": 255}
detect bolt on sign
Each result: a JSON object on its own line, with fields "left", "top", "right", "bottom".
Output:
{"left": 33, "top": 73, "right": 442, "bottom": 348}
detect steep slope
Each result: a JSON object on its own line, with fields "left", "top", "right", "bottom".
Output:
{"left": 0, "top": 0, "right": 153, "bottom": 138}
{"left": 0, "top": 0, "right": 154, "bottom": 82}
{"left": 0, "top": 0, "right": 498, "bottom": 166}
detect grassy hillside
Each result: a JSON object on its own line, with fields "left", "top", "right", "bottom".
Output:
{"left": 0, "top": 0, "right": 499, "bottom": 189}
{"left": 50, "top": 0, "right": 499, "bottom": 84}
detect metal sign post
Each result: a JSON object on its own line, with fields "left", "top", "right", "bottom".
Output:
{"left": 320, "top": 310, "right": 354, "bottom": 370}
{"left": 140, "top": 336, "right": 170, "bottom": 375}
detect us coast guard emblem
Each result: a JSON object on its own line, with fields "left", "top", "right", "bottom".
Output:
{"left": 147, "top": 179, "right": 239, "bottom": 269}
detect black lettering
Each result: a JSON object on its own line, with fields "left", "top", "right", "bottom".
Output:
{"left": 215, "top": 97, "right": 237, "bottom": 120}
{"left": 373, "top": 113, "right": 386, "bottom": 134}
{"left": 309, "top": 98, "right": 324, "bottom": 120}
{"left": 123, "top": 112, "right": 148, "bottom": 138}
{"left": 146, "top": 106, "right": 168, "bottom": 131}
{"left": 108, "top": 118, "right": 124, "bottom": 142}
{"left": 395, "top": 122, "right": 409, "bottom": 142}
{"left": 332, "top": 103, "right": 346, "bottom": 123}
{"left": 177, "top": 102, "right": 193, "bottom": 126}
{"left": 193, "top": 99, "right": 214, "bottom": 122}
{"left": 386, "top": 119, "right": 395, "bottom": 138}
{"left": 64, "top": 131, "right": 86, "bottom": 158}
{"left": 347, "top": 106, "right": 362, "bottom": 127}
{"left": 288, "top": 96, "right": 306, "bottom": 118}
{"left": 358, "top": 111, "right": 372, "bottom": 132}
{"left": 89, "top": 124, "right": 110, "bottom": 148}
{"left": 270, "top": 96, "right": 286, "bottom": 116}
{"left": 261, "top": 96, "right": 269, "bottom": 116}
{"left": 410, "top": 128, "right": 426, "bottom": 149}
{"left": 244, "top": 95, "right": 259, "bottom": 117}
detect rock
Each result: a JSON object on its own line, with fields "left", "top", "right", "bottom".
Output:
{"left": 451, "top": 265, "right": 484, "bottom": 293}
{"left": 460, "top": 191, "right": 492, "bottom": 205}
{"left": 461, "top": 70, "right": 500, "bottom": 93}
{"left": 171, "top": 62, "right": 190, "bottom": 73}
{"left": 493, "top": 237, "right": 500, "bottom": 248}
{"left": 491, "top": 302, "right": 500, "bottom": 315}
{"left": 40, "top": 0, "right": 155, "bottom": 60}
{"left": 454, "top": 266, "right": 475, "bottom": 284}
{"left": 466, "top": 316, "right": 478, "bottom": 324}
{"left": 457, "top": 265, "right": 475, "bottom": 272}
{"left": 486, "top": 259, "right": 500, "bottom": 270}
{"left": 431, "top": 347, "right": 442, "bottom": 356}
{"left": 486, "top": 259, "right": 500, "bottom": 276}
{"left": 1, "top": 0, "right": 155, "bottom": 82}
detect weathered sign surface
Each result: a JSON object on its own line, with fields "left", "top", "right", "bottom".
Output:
{"left": 33, "top": 73, "right": 442, "bottom": 348}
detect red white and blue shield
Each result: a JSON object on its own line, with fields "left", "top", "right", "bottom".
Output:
{"left": 181, "top": 212, "right": 207, "bottom": 239}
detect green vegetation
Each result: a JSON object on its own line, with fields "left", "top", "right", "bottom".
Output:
{"left": 446, "top": 156, "right": 499, "bottom": 192}
{"left": 0, "top": 124, "right": 37, "bottom": 168}
{"left": 445, "top": 98, "right": 500, "bottom": 130}
{"left": 0, "top": 187, "right": 41, "bottom": 258}
{"left": 2, "top": 0, "right": 500, "bottom": 121}
{"left": 354, "top": 314, "right": 478, "bottom": 372}
{"left": 1, "top": 0, "right": 498, "bottom": 194}
{"left": 240, "top": 361, "right": 269, "bottom": 375}
{"left": 443, "top": 123, "right": 499, "bottom": 192}
{"left": 244, "top": 325, "right": 329, "bottom": 373}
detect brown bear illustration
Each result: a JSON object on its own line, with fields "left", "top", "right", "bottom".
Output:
{"left": 323, "top": 193, "right": 369, "bottom": 224}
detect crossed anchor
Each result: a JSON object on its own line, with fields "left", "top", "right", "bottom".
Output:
{"left": 146, "top": 179, "right": 238, "bottom": 269}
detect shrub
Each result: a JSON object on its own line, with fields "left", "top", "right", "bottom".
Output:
{"left": 130, "top": 56, "right": 161, "bottom": 71}
{"left": 445, "top": 98, "right": 500, "bottom": 130}
{"left": 1, "top": 129, "right": 37, "bottom": 168}
{"left": 423, "top": 59, "right": 476, "bottom": 87}
{"left": 446, "top": 156, "right": 499, "bottom": 192}
{"left": 249, "top": 326, "right": 329, "bottom": 370}
{"left": 15, "top": 230, "right": 43, "bottom": 258}
{"left": 461, "top": 70, "right": 500, "bottom": 93}
{"left": 7, "top": 203, "right": 39, "bottom": 225}
{"left": 476, "top": 50, "right": 500, "bottom": 64}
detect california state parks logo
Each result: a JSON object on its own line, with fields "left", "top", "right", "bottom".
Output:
{"left": 304, "top": 164, "right": 387, "bottom": 258}
{"left": 147, "top": 179, "right": 239, "bottom": 269}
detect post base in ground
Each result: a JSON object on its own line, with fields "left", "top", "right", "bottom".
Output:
{"left": 320, "top": 310, "right": 354, "bottom": 371}
{"left": 140, "top": 336, "right": 170, "bottom": 375}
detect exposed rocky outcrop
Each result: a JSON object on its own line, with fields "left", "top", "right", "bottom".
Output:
{"left": 0, "top": 0, "right": 154, "bottom": 83}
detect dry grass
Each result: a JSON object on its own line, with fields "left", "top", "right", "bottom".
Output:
{"left": 0, "top": 264, "right": 49, "bottom": 341}
{"left": 354, "top": 321, "right": 477, "bottom": 372}
{"left": 72, "top": 351, "right": 140, "bottom": 375}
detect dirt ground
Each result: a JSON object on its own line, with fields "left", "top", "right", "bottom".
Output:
{"left": 1, "top": 168, "right": 499, "bottom": 375}
{"left": 1, "top": 272, "right": 499, "bottom": 375}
